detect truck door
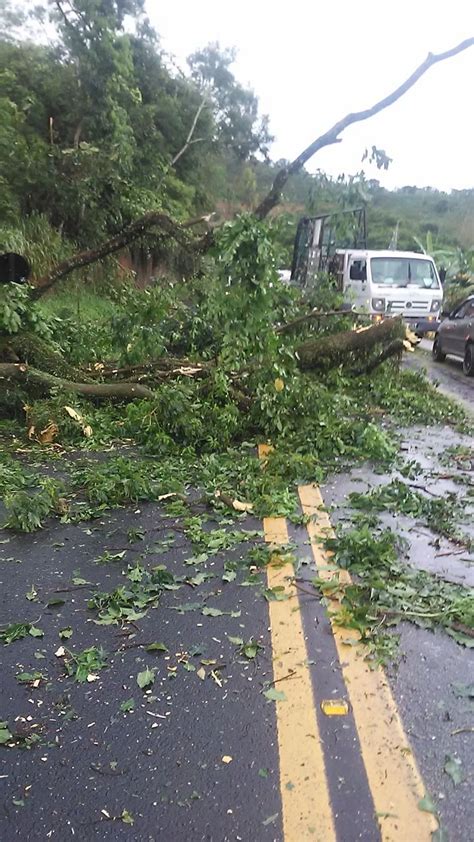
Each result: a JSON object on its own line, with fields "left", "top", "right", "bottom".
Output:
{"left": 347, "top": 258, "right": 367, "bottom": 307}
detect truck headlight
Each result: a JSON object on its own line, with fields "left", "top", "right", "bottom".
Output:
{"left": 430, "top": 300, "right": 441, "bottom": 312}
{"left": 371, "top": 297, "right": 385, "bottom": 311}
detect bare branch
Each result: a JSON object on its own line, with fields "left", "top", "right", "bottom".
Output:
{"left": 171, "top": 98, "right": 208, "bottom": 166}
{"left": 276, "top": 308, "right": 370, "bottom": 334}
{"left": 255, "top": 37, "right": 474, "bottom": 219}
{"left": 0, "top": 363, "right": 157, "bottom": 401}
{"left": 157, "top": 97, "right": 209, "bottom": 190}
{"left": 32, "top": 212, "right": 199, "bottom": 298}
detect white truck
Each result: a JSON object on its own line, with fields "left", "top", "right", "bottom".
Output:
{"left": 290, "top": 211, "right": 444, "bottom": 334}
{"left": 328, "top": 248, "right": 443, "bottom": 333}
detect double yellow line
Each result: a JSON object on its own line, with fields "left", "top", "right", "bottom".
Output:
{"left": 259, "top": 447, "right": 437, "bottom": 841}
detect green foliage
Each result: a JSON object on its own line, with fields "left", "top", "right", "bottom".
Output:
{"left": 324, "top": 523, "right": 474, "bottom": 658}
{"left": 0, "top": 214, "right": 72, "bottom": 277}
{"left": 71, "top": 456, "right": 158, "bottom": 505}
{"left": 0, "top": 283, "right": 52, "bottom": 337}
{"left": 3, "top": 478, "right": 63, "bottom": 532}
{"left": 88, "top": 564, "right": 178, "bottom": 625}
{"left": 0, "top": 454, "right": 31, "bottom": 496}
{"left": 0, "top": 622, "right": 44, "bottom": 644}
{"left": 359, "top": 369, "right": 466, "bottom": 428}
{"left": 0, "top": 4, "right": 271, "bottom": 248}
{"left": 348, "top": 479, "right": 470, "bottom": 548}
{"left": 65, "top": 646, "right": 108, "bottom": 683}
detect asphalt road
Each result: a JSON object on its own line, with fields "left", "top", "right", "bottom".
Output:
{"left": 0, "top": 400, "right": 473, "bottom": 840}
{"left": 406, "top": 340, "right": 474, "bottom": 413}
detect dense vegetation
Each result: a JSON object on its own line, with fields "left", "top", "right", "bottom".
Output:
{"left": 1, "top": 0, "right": 473, "bottom": 288}
{"left": 0, "top": 3, "right": 472, "bottom": 662}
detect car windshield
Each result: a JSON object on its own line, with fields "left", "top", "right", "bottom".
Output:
{"left": 370, "top": 257, "right": 439, "bottom": 289}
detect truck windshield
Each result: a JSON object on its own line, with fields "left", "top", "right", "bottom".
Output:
{"left": 370, "top": 258, "right": 439, "bottom": 289}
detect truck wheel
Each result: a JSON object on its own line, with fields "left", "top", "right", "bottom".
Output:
{"left": 463, "top": 343, "right": 474, "bottom": 377}
{"left": 432, "top": 337, "right": 446, "bottom": 362}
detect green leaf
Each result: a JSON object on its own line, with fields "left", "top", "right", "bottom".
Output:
{"left": 121, "top": 809, "right": 134, "bottom": 825}
{"left": 120, "top": 698, "right": 135, "bottom": 713}
{"left": 263, "top": 688, "right": 287, "bottom": 702}
{"left": 202, "top": 606, "right": 224, "bottom": 617}
{"left": 137, "top": 668, "right": 155, "bottom": 689}
{"left": 418, "top": 794, "right": 437, "bottom": 814}
{"left": 242, "top": 642, "right": 259, "bottom": 659}
{"left": 16, "top": 671, "right": 44, "bottom": 684}
{"left": 47, "top": 598, "right": 65, "bottom": 607}
{"left": 28, "top": 626, "right": 44, "bottom": 638}
{"left": 0, "top": 727, "right": 13, "bottom": 745}
{"left": 59, "top": 627, "right": 73, "bottom": 640}
{"left": 25, "top": 586, "right": 38, "bottom": 602}
{"left": 0, "top": 623, "right": 30, "bottom": 644}
{"left": 222, "top": 570, "right": 237, "bottom": 583}
{"left": 202, "top": 606, "right": 240, "bottom": 618}
{"left": 258, "top": 768, "right": 269, "bottom": 778}
{"left": 444, "top": 755, "right": 464, "bottom": 786}
{"left": 263, "top": 586, "right": 289, "bottom": 602}
{"left": 72, "top": 577, "right": 91, "bottom": 585}
{"left": 146, "top": 642, "right": 168, "bottom": 653}
{"left": 228, "top": 635, "right": 244, "bottom": 646}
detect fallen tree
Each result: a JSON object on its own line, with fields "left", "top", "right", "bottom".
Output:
{"left": 2, "top": 37, "right": 473, "bottom": 413}
{"left": 0, "top": 363, "right": 157, "bottom": 400}
{"left": 29, "top": 37, "right": 474, "bottom": 297}
{"left": 296, "top": 317, "right": 404, "bottom": 370}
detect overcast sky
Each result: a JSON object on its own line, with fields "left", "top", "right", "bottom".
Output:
{"left": 150, "top": 0, "right": 474, "bottom": 191}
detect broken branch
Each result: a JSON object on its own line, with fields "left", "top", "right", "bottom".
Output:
{"left": 0, "top": 363, "right": 157, "bottom": 401}
{"left": 255, "top": 38, "right": 474, "bottom": 218}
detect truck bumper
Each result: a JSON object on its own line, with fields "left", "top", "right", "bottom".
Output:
{"left": 371, "top": 314, "right": 441, "bottom": 334}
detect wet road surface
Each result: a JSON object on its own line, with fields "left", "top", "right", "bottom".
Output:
{"left": 1, "top": 425, "right": 473, "bottom": 841}
{"left": 406, "top": 341, "right": 474, "bottom": 413}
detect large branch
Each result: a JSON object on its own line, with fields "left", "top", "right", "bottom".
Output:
{"left": 0, "top": 363, "right": 156, "bottom": 401}
{"left": 296, "top": 317, "right": 404, "bottom": 370}
{"left": 254, "top": 38, "right": 474, "bottom": 219}
{"left": 276, "top": 308, "right": 370, "bottom": 335}
{"left": 351, "top": 338, "right": 405, "bottom": 376}
{"left": 32, "top": 212, "right": 208, "bottom": 298}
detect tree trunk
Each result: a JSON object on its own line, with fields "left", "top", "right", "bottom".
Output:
{"left": 0, "top": 364, "right": 156, "bottom": 401}
{"left": 296, "top": 317, "right": 404, "bottom": 370}
{"left": 0, "top": 333, "right": 91, "bottom": 381}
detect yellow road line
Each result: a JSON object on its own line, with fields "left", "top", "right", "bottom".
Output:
{"left": 298, "top": 483, "right": 438, "bottom": 842}
{"left": 263, "top": 515, "right": 336, "bottom": 842}
{"left": 259, "top": 445, "right": 335, "bottom": 842}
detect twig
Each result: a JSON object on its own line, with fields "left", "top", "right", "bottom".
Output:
{"left": 407, "top": 484, "right": 441, "bottom": 498}
{"left": 276, "top": 309, "right": 369, "bottom": 334}
{"left": 293, "top": 581, "right": 319, "bottom": 598}
{"left": 435, "top": 549, "right": 466, "bottom": 558}
{"left": 269, "top": 669, "right": 297, "bottom": 687}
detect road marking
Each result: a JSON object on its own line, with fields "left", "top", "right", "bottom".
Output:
{"left": 259, "top": 446, "right": 336, "bottom": 842}
{"left": 298, "top": 483, "right": 438, "bottom": 842}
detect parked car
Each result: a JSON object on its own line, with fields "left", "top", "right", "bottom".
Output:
{"left": 432, "top": 295, "right": 474, "bottom": 376}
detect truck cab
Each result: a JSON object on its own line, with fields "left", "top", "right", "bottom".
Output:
{"left": 334, "top": 249, "right": 443, "bottom": 333}
{"left": 290, "top": 212, "right": 443, "bottom": 335}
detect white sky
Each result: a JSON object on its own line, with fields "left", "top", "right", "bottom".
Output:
{"left": 150, "top": 0, "right": 474, "bottom": 191}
